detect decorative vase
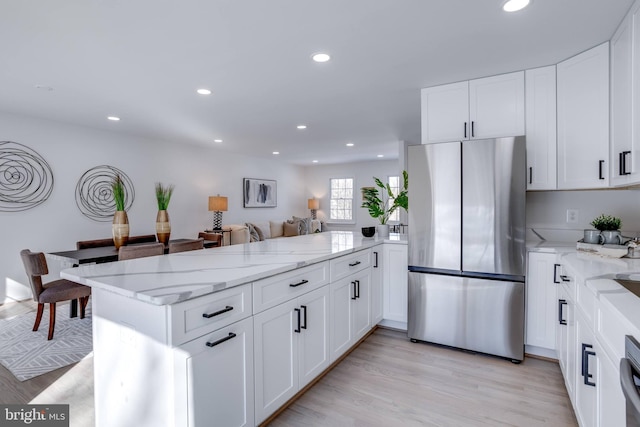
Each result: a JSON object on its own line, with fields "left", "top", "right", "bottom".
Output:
{"left": 156, "top": 210, "right": 171, "bottom": 244}
{"left": 376, "top": 224, "right": 390, "bottom": 238}
{"left": 112, "top": 211, "right": 130, "bottom": 249}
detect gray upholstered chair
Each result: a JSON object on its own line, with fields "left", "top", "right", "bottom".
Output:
{"left": 168, "top": 238, "right": 204, "bottom": 254}
{"left": 20, "top": 249, "right": 91, "bottom": 340}
{"left": 118, "top": 242, "right": 164, "bottom": 261}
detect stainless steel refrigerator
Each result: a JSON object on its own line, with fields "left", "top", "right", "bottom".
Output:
{"left": 407, "top": 136, "right": 526, "bottom": 362}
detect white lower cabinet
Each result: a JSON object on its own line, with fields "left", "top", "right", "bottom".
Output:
{"left": 253, "top": 286, "right": 330, "bottom": 424}
{"left": 370, "top": 248, "right": 383, "bottom": 326}
{"left": 175, "top": 317, "right": 255, "bottom": 427}
{"left": 556, "top": 275, "right": 576, "bottom": 399}
{"left": 330, "top": 270, "right": 371, "bottom": 362}
{"left": 382, "top": 244, "right": 408, "bottom": 326}
{"left": 574, "top": 308, "right": 597, "bottom": 427}
{"left": 525, "top": 252, "right": 557, "bottom": 355}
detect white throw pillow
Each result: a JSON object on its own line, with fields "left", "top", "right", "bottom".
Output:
{"left": 270, "top": 220, "right": 284, "bottom": 238}
{"left": 252, "top": 221, "right": 271, "bottom": 239}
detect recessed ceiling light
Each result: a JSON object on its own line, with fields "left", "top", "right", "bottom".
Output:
{"left": 197, "top": 88, "right": 212, "bottom": 95}
{"left": 346, "top": 143, "right": 354, "bottom": 147}
{"left": 214, "top": 139, "right": 222, "bottom": 143}
{"left": 377, "top": 154, "right": 384, "bottom": 158}
{"left": 107, "top": 116, "right": 120, "bottom": 121}
{"left": 312, "top": 53, "right": 331, "bottom": 63}
{"left": 312, "top": 160, "right": 319, "bottom": 163}
{"left": 297, "top": 125, "right": 307, "bottom": 130}
{"left": 503, "top": 0, "right": 530, "bottom": 12}
{"left": 273, "top": 151, "right": 280, "bottom": 155}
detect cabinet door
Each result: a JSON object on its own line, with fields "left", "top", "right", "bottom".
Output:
{"left": 298, "top": 286, "right": 330, "bottom": 389}
{"left": 611, "top": 13, "right": 634, "bottom": 186}
{"left": 574, "top": 309, "right": 597, "bottom": 427}
{"left": 557, "top": 284, "right": 576, "bottom": 399}
{"left": 352, "top": 272, "right": 371, "bottom": 342}
{"left": 469, "top": 71, "right": 525, "bottom": 140}
{"left": 525, "top": 66, "right": 557, "bottom": 190}
{"left": 525, "top": 252, "right": 557, "bottom": 351}
{"left": 421, "top": 81, "right": 469, "bottom": 144}
{"left": 370, "top": 248, "right": 383, "bottom": 326}
{"left": 253, "top": 300, "right": 298, "bottom": 424}
{"left": 597, "top": 340, "right": 626, "bottom": 427}
{"left": 330, "top": 277, "right": 353, "bottom": 362}
{"left": 557, "top": 42, "right": 610, "bottom": 189}
{"left": 382, "top": 244, "right": 408, "bottom": 325}
{"left": 179, "top": 317, "right": 254, "bottom": 427}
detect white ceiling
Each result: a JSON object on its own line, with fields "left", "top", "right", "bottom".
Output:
{"left": 0, "top": 0, "right": 634, "bottom": 165}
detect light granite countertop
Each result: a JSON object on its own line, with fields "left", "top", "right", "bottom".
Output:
{"left": 61, "top": 231, "right": 406, "bottom": 306}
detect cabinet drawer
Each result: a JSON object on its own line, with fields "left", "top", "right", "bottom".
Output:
{"left": 330, "top": 250, "right": 371, "bottom": 282}
{"left": 169, "top": 284, "right": 252, "bottom": 346}
{"left": 576, "top": 283, "right": 597, "bottom": 329}
{"left": 253, "top": 262, "right": 329, "bottom": 313}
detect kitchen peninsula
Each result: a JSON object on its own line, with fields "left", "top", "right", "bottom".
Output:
{"left": 61, "top": 231, "right": 407, "bottom": 427}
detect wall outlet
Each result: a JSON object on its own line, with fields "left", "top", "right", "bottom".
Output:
{"left": 567, "top": 209, "right": 578, "bottom": 224}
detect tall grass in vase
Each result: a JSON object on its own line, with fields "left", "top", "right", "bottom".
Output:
{"left": 155, "top": 183, "right": 174, "bottom": 244}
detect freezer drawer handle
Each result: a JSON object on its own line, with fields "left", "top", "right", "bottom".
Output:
{"left": 294, "top": 308, "right": 301, "bottom": 333}
{"left": 349, "top": 261, "right": 361, "bottom": 267}
{"left": 290, "top": 279, "right": 309, "bottom": 288}
{"left": 582, "top": 343, "right": 596, "bottom": 387}
{"left": 558, "top": 299, "right": 567, "bottom": 325}
{"left": 202, "top": 306, "right": 234, "bottom": 319}
{"left": 553, "top": 264, "right": 561, "bottom": 284}
{"left": 206, "top": 332, "right": 236, "bottom": 348}
{"left": 351, "top": 281, "right": 357, "bottom": 300}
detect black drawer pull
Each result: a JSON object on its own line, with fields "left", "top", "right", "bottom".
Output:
{"left": 553, "top": 264, "right": 561, "bottom": 284}
{"left": 374, "top": 251, "right": 379, "bottom": 268}
{"left": 294, "top": 308, "right": 301, "bottom": 333}
{"left": 290, "top": 279, "right": 309, "bottom": 288}
{"left": 599, "top": 160, "right": 605, "bottom": 180}
{"left": 471, "top": 121, "right": 475, "bottom": 138}
{"left": 529, "top": 167, "right": 533, "bottom": 184}
{"left": 349, "top": 261, "right": 361, "bottom": 267}
{"left": 560, "top": 275, "right": 570, "bottom": 282}
{"left": 464, "top": 122, "right": 467, "bottom": 138}
{"left": 203, "top": 306, "right": 234, "bottom": 318}
{"left": 622, "top": 151, "right": 631, "bottom": 175}
{"left": 206, "top": 332, "right": 236, "bottom": 348}
{"left": 351, "top": 281, "right": 357, "bottom": 300}
{"left": 582, "top": 343, "right": 596, "bottom": 387}
{"left": 301, "top": 305, "right": 307, "bottom": 330}
{"left": 558, "top": 299, "right": 567, "bottom": 325}
{"left": 355, "top": 280, "right": 360, "bottom": 299}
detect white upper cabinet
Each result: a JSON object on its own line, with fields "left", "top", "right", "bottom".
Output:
{"left": 469, "top": 71, "right": 525, "bottom": 139}
{"left": 557, "top": 42, "right": 610, "bottom": 189}
{"left": 421, "top": 81, "right": 469, "bottom": 143}
{"left": 525, "top": 66, "right": 557, "bottom": 190}
{"left": 611, "top": 9, "right": 635, "bottom": 186}
{"left": 421, "top": 71, "right": 525, "bottom": 144}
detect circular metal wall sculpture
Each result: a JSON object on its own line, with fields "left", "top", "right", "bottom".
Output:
{"left": 75, "top": 165, "right": 135, "bottom": 222}
{"left": 0, "top": 141, "right": 54, "bottom": 212}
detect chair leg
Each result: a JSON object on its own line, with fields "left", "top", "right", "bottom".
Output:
{"left": 79, "top": 296, "right": 88, "bottom": 319}
{"left": 47, "top": 303, "right": 56, "bottom": 340}
{"left": 33, "top": 303, "right": 44, "bottom": 332}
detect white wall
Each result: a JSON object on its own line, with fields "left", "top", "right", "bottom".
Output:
{"left": 526, "top": 189, "right": 640, "bottom": 242}
{"left": 303, "top": 159, "right": 404, "bottom": 232}
{"left": 1, "top": 112, "right": 305, "bottom": 302}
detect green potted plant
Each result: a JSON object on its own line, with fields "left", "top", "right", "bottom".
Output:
{"left": 155, "top": 183, "right": 175, "bottom": 244}
{"left": 361, "top": 170, "right": 408, "bottom": 237}
{"left": 589, "top": 214, "right": 623, "bottom": 245}
{"left": 111, "top": 175, "right": 129, "bottom": 249}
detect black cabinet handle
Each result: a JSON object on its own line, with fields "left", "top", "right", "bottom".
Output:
{"left": 560, "top": 275, "right": 570, "bottom": 282}
{"left": 203, "top": 306, "right": 233, "bottom": 319}
{"left": 301, "top": 305, "right": 307, "bottom": 330}
{"left": 373, "top": 251, "right": 379, "bottom": 268}
{"left": 553, "top": 264, "right": 561, "bottom": 284}
{"left": 623, "top": 151, "right": 631, "bottom": 175}
{"left": 558, "top": 299, "right": 567, "bottom": 325}
{"left": 290, "top": 279, "right": 309, "bottom": 288}
{"left": 351, "top": 281, "right": 357, "bottom": 300}
{"left": 206, "top": 332, "right": 236, "bottom": 348}
{"left": 599, "top": 160, "right": 605, "bottom": 180}
{"left": 620, "top": 152, "right": 625, "bottom": 176}
{"left": 471, "top": 121, "right": 475, "bottom": 138}
{"left": 349, "top": 261, "right": 361, "bottom": 267}
{"left": 529, "top": 167, "right": 533, "bottom": 185}
{"left": 355, "top": 280, "right": 360, "bottom": 299}
{"left": 294, "top": 308, "right": 301, "bottom": 333}
{"left": 582, "top": 343, "right": 596, "bottom": 387}
{"left": 464, "top": 122, "right": 467, "bottom": 138}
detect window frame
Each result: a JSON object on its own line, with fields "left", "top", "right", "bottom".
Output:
{"left": 327, "top": 177, "right": 356, "bottom": 224}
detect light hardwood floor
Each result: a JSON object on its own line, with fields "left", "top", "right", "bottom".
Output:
{"left": 0, "top": 300, "right": 577, "bottom": 427}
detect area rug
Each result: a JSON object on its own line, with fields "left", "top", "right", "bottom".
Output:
{"left": 0, "top": 303, "right": 92, "bottom": 381}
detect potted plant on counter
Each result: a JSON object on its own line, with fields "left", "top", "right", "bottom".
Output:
{"left": 112, "top": 175, "right": 130, "bottom": 249}
{"left": 361, "top": 170, "right": 408, "bottom": 238}
{"left": 590, "top": 214, "right": 623, "bottom": 245}
{"left": 155, "top": 182, "right": 175, "bottom": 244}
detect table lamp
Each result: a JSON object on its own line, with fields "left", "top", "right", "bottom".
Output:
{"left": 308, "top": 198, "right": 319, "bottom": 219}
{"left": 208, "top": 195, "right": 228, "bottom": 231}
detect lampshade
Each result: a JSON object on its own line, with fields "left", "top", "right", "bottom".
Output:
{"left": 208, "top": 195, "right": 228, "bottom": 212}
{"left": 307, "top": 198, "right": 319, "bottom": 210}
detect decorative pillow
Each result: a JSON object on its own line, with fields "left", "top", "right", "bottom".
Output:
{"left": 270, "top": 220, "right": 284, "bottom": 238}
{"left": 283, "top": 221, "right": 300, "bottom": 237}
{"left": 252, "top": 221, "right": 271, "bottom": 239}
{"left": 292, "top": 216, "right": 311, "bottom": 235}
{"left": 252, "top": 224, "right": 265, "bottom": 241}
{"left": 245, "top": 223, "right": 260, "bottom": 242}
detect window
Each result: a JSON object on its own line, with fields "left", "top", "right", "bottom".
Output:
{"left": 329, "top": 178, "right": 354, "bottom": 222}
{"left": 388, "top": 175, "right": 400, "bottom": 223}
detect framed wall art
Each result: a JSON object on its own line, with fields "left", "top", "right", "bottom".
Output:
{"left": 243, "top": 178, "right": 276, "bottom": 208}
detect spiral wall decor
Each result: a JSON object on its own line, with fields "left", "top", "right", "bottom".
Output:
{"left": 0, "top": 141, "right": 54, "bottom": 212}
{"left": 75, "top": 165, "right": 135, "bottom": 221}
